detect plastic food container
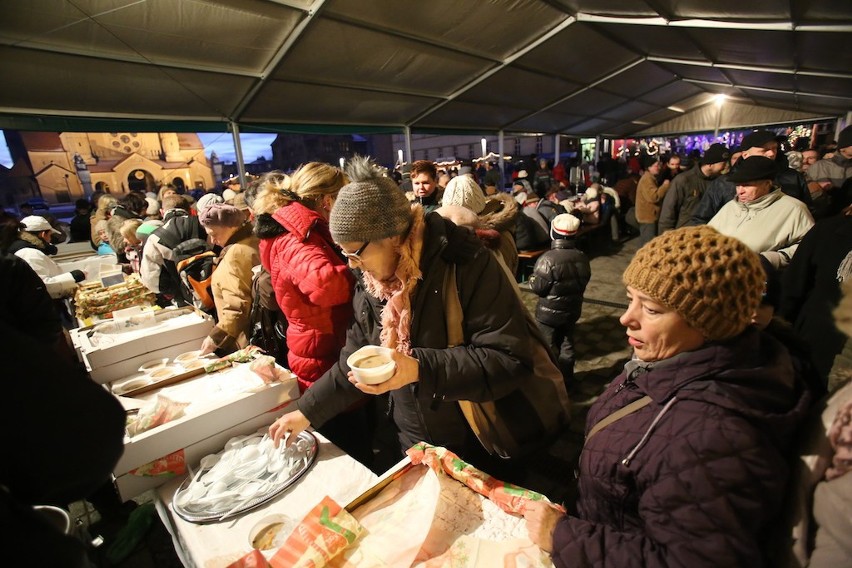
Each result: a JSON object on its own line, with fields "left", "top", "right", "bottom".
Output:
{"left": 138, "top": 358, "right": 170, "bottom": 374}
{"left": 249, "top": 514, "right": 295, "bottom": 551}
{"left": 346, "top": 346, "right": 396, "bottom": 385}
{"left": 113, "top": 376, "right": 153, "bottom": 395}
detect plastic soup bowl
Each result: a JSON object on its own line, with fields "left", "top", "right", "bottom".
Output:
{"left": 346, "top": 346, "right": 396, "bottom": 385}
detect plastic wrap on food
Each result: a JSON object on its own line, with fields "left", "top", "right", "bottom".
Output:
{"left": 126, "top": 394, "right": 191, "bottom": 437}
{"left": 248, "top": 355, "right": 287, "bottom": 384}
{"left": 406, "top": 442, "right": 562, "bottom": 516}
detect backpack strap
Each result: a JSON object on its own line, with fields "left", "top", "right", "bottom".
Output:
{"left": 585, "top": 395, "right": 652, "bottom": 443}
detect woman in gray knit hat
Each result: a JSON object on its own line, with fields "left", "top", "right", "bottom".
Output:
{"left": 268, "top": 156, "right": 548, "bottom": 474}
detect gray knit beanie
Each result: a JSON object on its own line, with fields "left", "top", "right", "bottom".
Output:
{"left": 330, "top": 155, "right": 412, "bottom": 243}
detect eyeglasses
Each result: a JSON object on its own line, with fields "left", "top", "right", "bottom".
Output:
{"left": 341, "top": 241, "right": 370, "bottom": 263}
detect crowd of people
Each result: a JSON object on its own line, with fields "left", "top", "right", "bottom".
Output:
{"left": 1, "top": 124, "right": 851, "bottom": 567}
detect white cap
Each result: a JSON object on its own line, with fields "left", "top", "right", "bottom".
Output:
{"left": 21, "top": 215, "right": 60, "bottom": 235}
{"left": 551, "top": 213, "right": 580, "bottom": 238}
{"left": 196, "top": 193, "right": 224, "bottom": 214}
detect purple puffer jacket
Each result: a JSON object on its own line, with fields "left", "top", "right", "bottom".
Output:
{"left": 552, "top": 327, "right": 811, "bottom": 567}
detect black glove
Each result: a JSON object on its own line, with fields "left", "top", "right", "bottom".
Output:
{"left": 70, "top": 270, "right": 86, "bottom": 283}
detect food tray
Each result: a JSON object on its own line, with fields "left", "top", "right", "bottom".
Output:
{"left": 172, "top": 431, "right": 318, "bottom": 524}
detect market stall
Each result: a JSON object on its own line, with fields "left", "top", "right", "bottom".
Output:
{"left": 154, "top": 440, "right": 555, "bottom": 568}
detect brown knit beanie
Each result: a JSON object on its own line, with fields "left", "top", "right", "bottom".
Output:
{"left": 330, "top": 155, "right": 412, "bottom": 243}
{"left": 623, "top": 225, "right": 764, "bottom": 341}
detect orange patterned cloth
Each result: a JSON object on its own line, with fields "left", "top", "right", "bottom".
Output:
{"left": 406, "top": 442, "right": 564, "bottom": 516}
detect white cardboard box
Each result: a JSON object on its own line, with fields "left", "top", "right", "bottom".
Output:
{"left": 71, "top": 307, "right": 214, "bottom": 384}
{"left": 114, "top": 366, "right": 300, "bottom": 501}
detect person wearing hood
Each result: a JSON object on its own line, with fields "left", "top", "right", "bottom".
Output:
{"left": 439, "top": 174, "right": 520, "bottom": 274}
{"left": 708, "top": 156, "right": 814, "bottom": 271}
{"left": 268, "top": 155, "right": 546, "bottom": 475}
{"left": 524, "top": 225, "right": 812, "bottom": 567}
{"left": 7, "top": 215, "right": 85, "bottom": 299}
{"left": 198, "top": 203, "right": 259, "bottom": 356}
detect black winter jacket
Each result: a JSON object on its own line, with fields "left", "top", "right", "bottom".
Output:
{"left": 528, "top": 239, "right": 591, "bottom": 326}
{"left": 297, "top": 212, "right": 537, "bottom": 458}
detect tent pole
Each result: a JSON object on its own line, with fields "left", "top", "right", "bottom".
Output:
{"left": 404, "top": 126, "right": 412, "bottom": 166}
{"left": 498, "top": 130, "right": 505, "bottom": 190}
{"left": 229, "top": 121, "right": 247, "bottom": 187}
{"left": 554, "top": 134, "right": 560, "bottom": 168}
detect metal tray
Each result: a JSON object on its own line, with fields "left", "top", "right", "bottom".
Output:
{"left": 172, "top": 430, "right": 318, "bottom": 523}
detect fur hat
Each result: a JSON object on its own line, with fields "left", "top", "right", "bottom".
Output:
{"left": 196, "top": 193, "right": 224, "bottom": 214}
{"left": 838, "top": 125, "right": 852, "bottom": 150}
{"left": 199, "top": 203, "right": 244, "bottom": 228}
{"left": 727, "top": 156, "right": 777, "bottom": 184}
{"left": 623, "top": 225, "right": 765, "bottom": 341}
{"left": 330, "top": 156, "right": 412, "bottom": 243}
{"left": 701, "top": 143, "right": 731, "bottom": 165}
{"left": 551, "top": 213, "right": 580, "bottom": 238}
{"left": 442, "top": 175, "right": 486, "bottom": 214}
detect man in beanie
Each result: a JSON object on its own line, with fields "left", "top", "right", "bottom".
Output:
{"left": 635, "top": 155, "right": 670, "bottom": 244}
{"left": 140, "top": 194, "right": 209, "bottom": 307}
{"left": 268, "top": 155, "right": 554, "bottom": 476}
{"left": 524, "top": 225, "right": 811, "bottom": 567}
{"left": 708, "top": 156, "right": 814, "bottom": 270}
{"left": 690, "top": 129, "right": 813, "bottom": 225}
{"left": 806, "top": 124, "right": 852, "bottom": 214}
{"left": 198, "top": 203, "right": 259, "bottom": 355}
{"left": 658, "top": 143, "right": 729, "bottom": 232}
{"left": 528, "top": 214, "right": 591, "bottom": 387}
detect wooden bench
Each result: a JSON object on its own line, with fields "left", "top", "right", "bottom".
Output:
{"left": 516, "top": 248, "right": 548, "bottom": 282}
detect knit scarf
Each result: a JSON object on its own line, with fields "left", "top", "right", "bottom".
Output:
{"left": 362, "top": 206, "right": 425, "bottom": 355}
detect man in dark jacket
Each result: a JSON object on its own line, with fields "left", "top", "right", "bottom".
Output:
{"left": 529, "top": 214, "right": 591, "bottom": 386}
{"left": 268, "top": 156, "right": 550, "bottom": 471}
{"left": 658, "top": 143, "right": 729, "bottom": 232}
{"left": 689, "top": 130, "right": 813, "bottom": 225}
{"left": 140, "top": 194, "right": 208, "bottom": 306}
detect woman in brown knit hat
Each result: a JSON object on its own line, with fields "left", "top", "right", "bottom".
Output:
{"left": 525, "top": 225, "right": 813, "bottom": 567}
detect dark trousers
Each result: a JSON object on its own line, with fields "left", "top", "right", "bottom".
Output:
{"left": 638, "top": 222, "right": 657, "bottom": 245}
{"left": 537, "top": 320, "right": 577, "bottom": 388}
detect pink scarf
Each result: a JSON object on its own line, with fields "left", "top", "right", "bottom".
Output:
{"left": 362, "top": 206, "right": 425, "bottom": 355}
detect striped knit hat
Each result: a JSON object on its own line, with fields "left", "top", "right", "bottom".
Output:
{"left": 623, "top": 225, "right": 764, "bottom": 341}
{"left": 330, "top": 155, "right": 412, "bottom": 243}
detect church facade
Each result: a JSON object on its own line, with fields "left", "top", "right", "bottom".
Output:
{"left": 1, "top": 131, "right": 215, "bottom": 208}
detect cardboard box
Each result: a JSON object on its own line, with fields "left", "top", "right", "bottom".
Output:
{"left": 113, "top": 365, "right": 300, "bottom": 500}
{"left": 115, "top": 410, "right": 285, "bottom": 501}
{"left": 71, "top": 307, "right": 213, "bottom": 384}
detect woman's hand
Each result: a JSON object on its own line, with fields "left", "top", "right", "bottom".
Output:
{"left": 347, "top": 350, "right": 419, "bottom": 395}
{"left": 269, "top": 410, "right": 310, "bottom": 448}
{"left": 524, "top": 500, "right": 565, "bottom": 553}
{"left": 199, "top": 336, "right": 217, "bottom": 356}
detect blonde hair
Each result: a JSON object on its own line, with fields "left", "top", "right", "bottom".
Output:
{"left": 253, "top": 163, "right": 347, "bottom": 215}
{"left": 119, "top": 219, "right": 143, "bottom": 246}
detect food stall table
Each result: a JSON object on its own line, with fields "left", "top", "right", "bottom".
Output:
{"left": 155, "top": 431, "right": 378, "bottom": 568}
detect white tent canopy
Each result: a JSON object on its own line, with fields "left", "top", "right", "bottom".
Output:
{"left": 1, "top": 0, "right": 850, "bottom": 136}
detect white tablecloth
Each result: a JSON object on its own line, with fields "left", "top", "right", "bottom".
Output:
{"left": 155, "top": 431, "right": 378, "bottom": 568}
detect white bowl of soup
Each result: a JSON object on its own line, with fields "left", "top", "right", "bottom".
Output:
{"left": 347, "top": 346, "right": 396, "bottom": 385}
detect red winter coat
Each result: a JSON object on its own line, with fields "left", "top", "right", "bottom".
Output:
{"left": 256, "top": 204, "right": 354, "bottom": 392}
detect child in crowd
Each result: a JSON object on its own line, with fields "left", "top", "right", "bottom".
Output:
{"left": 529, "top": 214, "right": 591, "bottom": 387}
